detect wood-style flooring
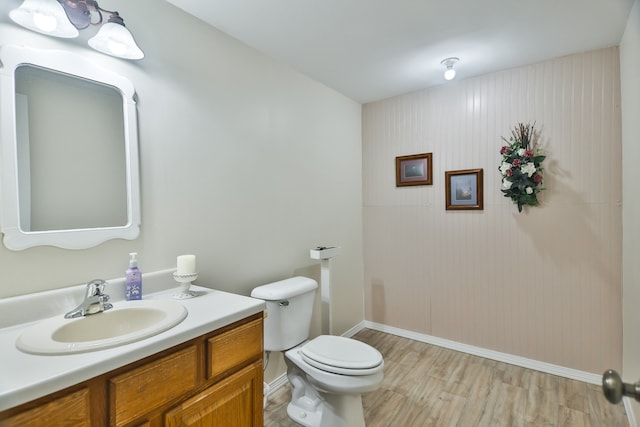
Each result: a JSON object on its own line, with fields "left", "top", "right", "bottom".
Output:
{"left": 264, "top": 329, "right": 628, "bottom": 427}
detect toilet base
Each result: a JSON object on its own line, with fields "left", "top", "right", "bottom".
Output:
{"left": 286, "top": 365, "right": 366, "bottom": 427}
{"left": 286, "top": 370, "right": 322, "bottom": 427}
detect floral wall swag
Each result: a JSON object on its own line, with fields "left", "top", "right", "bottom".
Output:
{"left": 499, "top": 123, "right": 546, "bottom": 212}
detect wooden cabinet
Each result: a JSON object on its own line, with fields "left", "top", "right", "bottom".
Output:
{"left": 0, "top": 313, "right": 263, "bottom": 427}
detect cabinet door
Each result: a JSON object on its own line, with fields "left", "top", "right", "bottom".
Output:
{"left": 164, "top": 361, "right": 263, "bottom": 427}
{"left": 0, "top": 387, "right": 91, "bottom": 427}
{"left": 207, "top": 317, "right": 263, "bottom": 379}
{"left": 110, "top": 345, "right": 198, "bottom": 426}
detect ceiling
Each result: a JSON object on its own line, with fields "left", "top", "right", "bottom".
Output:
{"left": 170, "top": 1, "right": 632, "bottom": 103}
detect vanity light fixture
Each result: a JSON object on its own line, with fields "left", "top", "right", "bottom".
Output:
{"left": 441, "top": 57, "right": 459, "bottom": 81}
{"left": 9, "top": 0, "right": 144, "bottom": 60}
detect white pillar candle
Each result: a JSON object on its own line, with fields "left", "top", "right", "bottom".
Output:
{"left": 177, "top": 255, "right": 196, "bottom": 275}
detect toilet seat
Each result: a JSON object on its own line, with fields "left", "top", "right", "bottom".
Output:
{"left": 300, "top": 335, "right": 383, "bottom": 376}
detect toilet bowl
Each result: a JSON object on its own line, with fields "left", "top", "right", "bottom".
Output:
{"left": 285, "top": 336, "right": 383, "bottom": 427}
{"left": 251, "top": 277, "right": 385, "bottom": 427}
{"left": 291, "top": 335, "right": 384, "bottom": 393}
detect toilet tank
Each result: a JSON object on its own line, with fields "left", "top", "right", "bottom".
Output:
{"left": 251, "top": 276, "right": 318, "bottom": 352}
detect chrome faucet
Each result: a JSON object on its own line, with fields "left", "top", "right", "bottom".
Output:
{"left": 64, "top": 279, "right": 113, "bottom": 319}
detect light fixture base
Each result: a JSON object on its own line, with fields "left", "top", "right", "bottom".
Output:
{"left": 440, "top": 57, "right": 459, "bottom": 67}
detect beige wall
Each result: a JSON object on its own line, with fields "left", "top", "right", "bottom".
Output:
{"left": 621, "top": 0, "right": 640, "bottom": 420}
{"left": 0, "top": 0, "right": 364, "bottom": 343}
{"left": 363, "top": 47, "right": 623, "bottom": 374}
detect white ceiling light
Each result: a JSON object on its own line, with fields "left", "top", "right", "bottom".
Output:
{"left": 441, "top": 57, "right": 459, "bottom": 81}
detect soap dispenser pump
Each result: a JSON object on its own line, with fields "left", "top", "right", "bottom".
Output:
{"left": 125, "top": 252, "right": 142, "bottom": 300}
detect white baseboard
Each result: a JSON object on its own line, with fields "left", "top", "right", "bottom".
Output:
{"left": 341, "top": 322, "right": 366, "bottom": 338}
{"left": 360, "top": 320, "right": 602, "bottom": 385}
{"left": 265, "top": 372, "right": 289, "bottom": 397}
{"left": 625, "top": 397, "right": 638, "bottom": 427}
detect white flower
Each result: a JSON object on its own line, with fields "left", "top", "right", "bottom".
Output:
{"left": 499, "top": 162, "right": 512, "bottom": 175}
{"left": 502, "top": 179, "right": 513, "bottom": 190}
{"left": 517, "top": 148, "right": 526, "bottom": 156}
{"left": 521, "top": 162, "right": 536, "bottom": 177}
{"left": 526, "top": 187, "right": 533, "bottom": 194}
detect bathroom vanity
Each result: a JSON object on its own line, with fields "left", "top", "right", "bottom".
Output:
{"left": 0, "top": 271, "right": 265, "bottom": 426}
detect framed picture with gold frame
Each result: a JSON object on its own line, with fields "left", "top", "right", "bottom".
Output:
{"left": 395, "top": 153, "right": 433, "bottom": 187}
{"left": 445, "top": 168, "right": 484, "bottom": 210}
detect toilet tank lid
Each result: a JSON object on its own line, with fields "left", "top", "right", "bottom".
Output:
{"left": 251, "top": 276, "right": 318, "bottom": 300}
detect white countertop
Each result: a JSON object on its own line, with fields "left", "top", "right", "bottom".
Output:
{"left": 0, "top": 270, "right": 265, "bottom": 412}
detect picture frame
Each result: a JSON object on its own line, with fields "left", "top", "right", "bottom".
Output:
{"left": 445, "top": 168, "right": 484, "bottom": 210}
{"left": 395, "top": 153, "right": 433, "bottom": 187}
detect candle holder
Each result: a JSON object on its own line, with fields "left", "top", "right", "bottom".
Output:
{"left": 172, "top": 272, "right": 198, "bottom": 299}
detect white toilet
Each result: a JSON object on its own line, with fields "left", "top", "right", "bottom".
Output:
{"left": 251, "top": 276, "right": 384, "bottom": 427}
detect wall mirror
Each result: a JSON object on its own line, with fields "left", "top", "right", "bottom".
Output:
{"left": 0, "top": 45, "right": 140, "bottom": 250}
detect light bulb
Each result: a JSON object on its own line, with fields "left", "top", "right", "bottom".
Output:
{"left": 33, "top": 11, "right": 57, "bottom": 32}
{"left": 444, "top": 68, "right": 456, "bottom": 81}
{"left": 107, "top": 40, "right": 128, "bottom": 56}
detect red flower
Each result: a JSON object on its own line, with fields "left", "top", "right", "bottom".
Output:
{"left": 506, "top": 169, "right": 512, "bottom": 177}
{"left": 512, "top": 159, "right": 522, "bottom": 167}
{"left": 525, "top": 150, "right": 534, "bottom": 157}
{"left": 500, "top": 146, "right": 509, "bottom": 155}
{"left": 533, "top": 173, "right": 543, "bottom": 183}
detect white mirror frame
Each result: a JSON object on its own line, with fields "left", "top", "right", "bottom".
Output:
{"left": 0, "top": 45, "right": 141, "bottom": 250}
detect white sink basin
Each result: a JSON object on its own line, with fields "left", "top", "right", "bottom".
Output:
{"left": 16, "top": 300, "right": 187, "bottom": 355}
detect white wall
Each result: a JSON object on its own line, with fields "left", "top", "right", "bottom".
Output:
{"left": 0, "top": 0, "right": 364, "bottom": 345}
{"left": 621, "top": 0, "right": 640, "bottom": 420}
{"left": 363, "top": 47, "right": 622, "bottom": 375}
